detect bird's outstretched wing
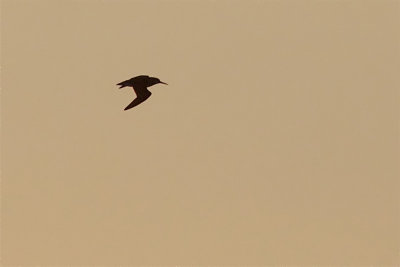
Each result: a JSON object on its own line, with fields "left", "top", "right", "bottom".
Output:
{"left": 124, "top": 85, "right": 152, "bottom": 110}
{"left": 124, "top": 96, "right": 150, "bottom": 110}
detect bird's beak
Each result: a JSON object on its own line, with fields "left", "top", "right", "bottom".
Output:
{"left": 160, "top": 81, "right": 168, "bottom": 85}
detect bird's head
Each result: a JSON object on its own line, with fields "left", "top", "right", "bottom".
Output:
{"left": 148, "top": 77, "right": 168, "bottom": 87}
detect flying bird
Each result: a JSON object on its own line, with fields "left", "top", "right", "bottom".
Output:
{"left": 117, "top": 75, "right": 167, "bottom": 110}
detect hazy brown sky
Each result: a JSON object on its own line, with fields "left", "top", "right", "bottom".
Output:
{"left": 2, "top": 0, "right": 399, "bottom": 265}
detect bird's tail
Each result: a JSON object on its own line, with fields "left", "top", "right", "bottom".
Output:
{"left": 117, "top": 80, "right": 129, "bottom": 89}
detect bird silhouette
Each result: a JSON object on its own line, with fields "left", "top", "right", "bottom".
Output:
{"left": 117, "top": 75, "right": 167, "bottom": 110}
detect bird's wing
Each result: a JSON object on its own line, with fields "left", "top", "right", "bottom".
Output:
{"left": 132, "top": 84, "right": 151, "bottom": 99}
{"left": 124, "top": 86, "right": 152, "bottom": 110}
{"left": 124, "top": 96, "right": 150, "bottom": 110}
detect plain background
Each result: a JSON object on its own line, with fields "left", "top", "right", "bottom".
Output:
{"left": 1, "top": 0, "right": 399, "bottom": 265}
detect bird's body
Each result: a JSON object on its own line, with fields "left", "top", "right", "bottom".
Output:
{"left": 117, "top": 75, "right": 167, "bottom": 110}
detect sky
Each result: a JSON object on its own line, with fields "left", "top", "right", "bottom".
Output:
{"left": 1, "top": 0, "right": 399, "bottom": 265}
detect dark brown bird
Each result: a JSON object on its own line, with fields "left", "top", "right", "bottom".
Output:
{"left": 117, "top": 75, "right": 167, "bottom": 110}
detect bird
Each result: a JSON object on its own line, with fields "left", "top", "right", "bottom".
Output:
{"left": 117, "top": 75, "right": 168, "bottom": 110}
